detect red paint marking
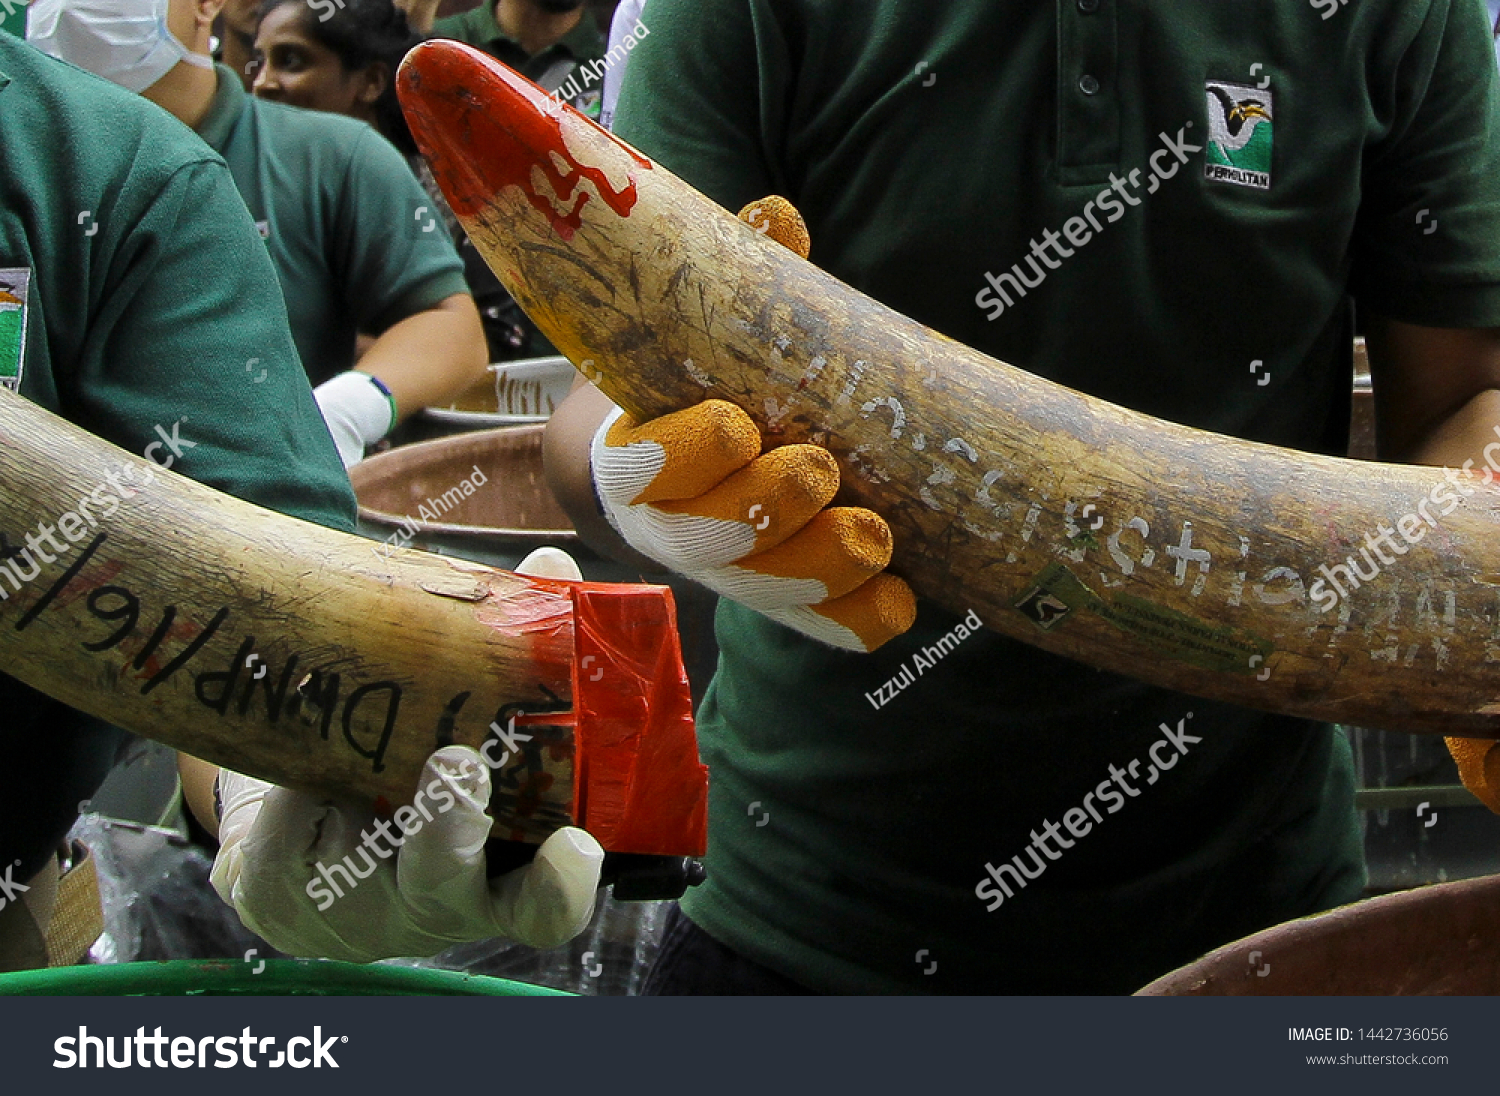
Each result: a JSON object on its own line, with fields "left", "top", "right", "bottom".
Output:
{"left": 45, "top": 557, "right": 128, "bottom": 614}
{"left": 397, "top": 41, "right": 649, "bottom": 239}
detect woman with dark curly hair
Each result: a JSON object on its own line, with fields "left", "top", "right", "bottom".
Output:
{"left": 251, "top": 0, "right": 423, "bottom": 157}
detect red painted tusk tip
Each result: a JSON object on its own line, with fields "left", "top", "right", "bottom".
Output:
{"left": 395, "top": 38, "right": 650, "bottom": 233}
{"left": 396, "top": 39, "right": 550, "bottom": 119}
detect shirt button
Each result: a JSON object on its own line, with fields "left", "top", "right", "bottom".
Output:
{"left": 1078, "top": 0, "right": 1099, "bottom": 11}
{"left": 1079, "top": 74, "right": 1100, "bottom": 95}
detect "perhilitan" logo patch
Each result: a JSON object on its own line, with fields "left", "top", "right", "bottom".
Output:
{"left": 0, "top": 268, "right": 30, "bottom": 393}
{"left": 1204, "top": 81, "right": 1273, "bottom": 190}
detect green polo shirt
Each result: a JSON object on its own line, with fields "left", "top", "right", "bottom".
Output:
{"left": 195, "top": 66, "right": 468, "bottom": 386}
{"left": 433, "top": 5, "right": 605, "bottom": 116}
{"left": 616, "top": 0, "right": 1500, "bottom": 993}
{"left": 0, "top": 36, "right": 355, "bottom": 883}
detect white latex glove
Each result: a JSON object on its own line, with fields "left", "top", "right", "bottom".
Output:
{"left": 313, "top": 370, "right": 395, "bottom": 467}
{"left": 510, "top": 545, "right": 583, "bottom": 581}
{"left": 208, "top": 547, "right": 603, "bottom": 962}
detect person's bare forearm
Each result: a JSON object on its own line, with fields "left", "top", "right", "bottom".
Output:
{"left": 543, "top": 377, "right": 662, "bottom": 571}
{"left": 1407, "top": 388, "right": 1500, "bottom": 471}
{"left": 357, "top": 294, "right": 487, "bottom": 422}
{"left": 1365, "top": 315, "right": 1500, "bottom": 467}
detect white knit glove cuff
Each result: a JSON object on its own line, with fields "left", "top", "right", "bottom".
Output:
{"left": 314, "top": 371, "right": 395, "bottom": 467}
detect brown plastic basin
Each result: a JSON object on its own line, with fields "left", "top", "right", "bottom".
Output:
{"left": 1137, "top": 874, "right": 1500, "bottom": 995}
{"left": 349, "top": 425, "right": 572, "bottom": 541}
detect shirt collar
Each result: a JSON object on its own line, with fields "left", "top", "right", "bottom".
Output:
{"left": 194, "top": 64, "right": 246, "bottom": 151}
{"left": 473, "top": 7, "right": 604, "bottom": 62}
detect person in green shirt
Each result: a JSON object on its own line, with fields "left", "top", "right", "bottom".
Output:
{"left": 250, "top": 0, "right": 421, "bottom": 152}
{"left": 29, "top": 0, "right": 489, "bottom": 466}
{"left": 431, "top": 0, "right": 604, "bottom": 116}
{"left": 0, "top": 25, "right": 353, "bottom": 965}
{"left": 249, "top": 0, "right": 530, "bottom": 361}
{"left": 214, "top": 0, "right": 259, "bottom": 88}
{"left": 545, "top": 0, "right": 1500, "bottom": 993}
{"left": 0, "top": 28, "right": 603, "bottom": 972}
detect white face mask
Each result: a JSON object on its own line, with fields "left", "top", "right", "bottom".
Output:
{"left": 27, "top": 0, "right": 215, "bottom": 95}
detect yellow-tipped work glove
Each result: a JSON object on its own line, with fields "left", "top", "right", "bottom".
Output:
{"left": 592, "top": 401, "right": 916, "bottom": 652}
{"left": 1446, "top": 736, "right": 1500, "bottom": 814}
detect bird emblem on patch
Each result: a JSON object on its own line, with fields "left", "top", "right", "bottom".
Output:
{"left": 1204, "top": 81, "right": 1273, "bottom": 190}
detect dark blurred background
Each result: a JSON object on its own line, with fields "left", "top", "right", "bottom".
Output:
{"left": 432, "top": 0, "right": 619, "bottom": 30}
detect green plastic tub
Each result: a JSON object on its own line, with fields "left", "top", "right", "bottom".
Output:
{"left": 0, "top": 959, "right": 569, "bottom": 996}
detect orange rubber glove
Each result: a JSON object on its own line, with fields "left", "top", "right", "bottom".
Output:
{"left": 1446, "top": 736, "right": 1500, "bottom": 813}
